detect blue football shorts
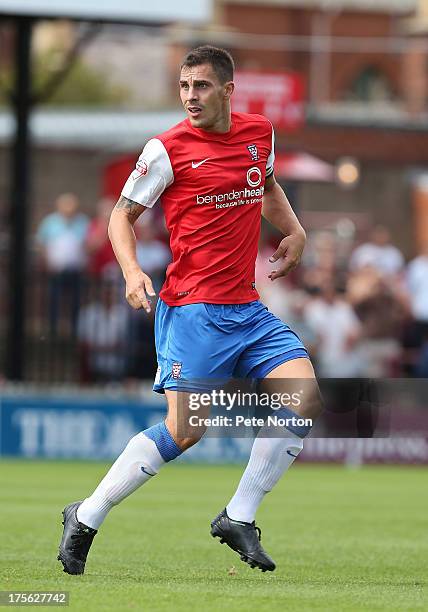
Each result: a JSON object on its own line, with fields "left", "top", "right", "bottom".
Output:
{"left": 153, "top": 299, "right": 309, "bottom": 393}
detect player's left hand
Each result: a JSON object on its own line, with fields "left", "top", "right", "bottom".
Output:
{"left": 268, "top": 232, "right": 306, "bottom": 280}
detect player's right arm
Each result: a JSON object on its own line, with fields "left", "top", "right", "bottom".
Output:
{"left": 109, "top": 138, "right": 174, "bottom": 313}
{"left": 108, "top": 196, "right": 155, "bottom": 313}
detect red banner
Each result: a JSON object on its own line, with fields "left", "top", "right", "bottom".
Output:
{"left": 233, "top": 71, "right": 305, "bottom": 131}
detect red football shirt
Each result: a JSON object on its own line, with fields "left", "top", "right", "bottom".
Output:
{"left": 121, "top": 112, "right": 274, "bottom": 306}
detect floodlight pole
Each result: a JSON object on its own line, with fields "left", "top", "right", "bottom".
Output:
{"left": 6, "top": 16, "right": 33, "bottom": 380}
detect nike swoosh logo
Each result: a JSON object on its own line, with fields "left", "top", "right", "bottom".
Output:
{"left": 141, "top": 466, "right": 155, "bottom": 477}
{"left": 286, "top": 450, "right": 298, "bottom": 458}
{"left": 191, "top": 158, "right": 210, "bottom": 169}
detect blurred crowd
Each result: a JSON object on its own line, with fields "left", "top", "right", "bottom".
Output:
{"left": 257, "top": 225, "right": 428, "bottom": 379}
{"left": 35, "top": 192, "right": 170, "bottom": 383}
{"left": 33, "top": 192, "right": 428, "bottom": 383}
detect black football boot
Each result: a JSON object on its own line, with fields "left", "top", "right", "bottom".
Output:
{"left": 211, "top": 508, "right": 276, "bottom": 572}
{"left": 57, "top": 501, "right": 97, "bottom": 575}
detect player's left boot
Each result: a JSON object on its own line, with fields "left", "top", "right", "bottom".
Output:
{"left": 210, "top": 508, "right": 276, "bottom": 572}
{"left": 57, "top": 501, "right": 97, "bottom": 575}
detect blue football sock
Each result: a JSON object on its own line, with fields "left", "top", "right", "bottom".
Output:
{"left": 144, "top": 421, "right": 183, "bottom": 462}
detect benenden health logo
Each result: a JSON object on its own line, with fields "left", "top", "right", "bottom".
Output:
{"left": 196, "top": 166, "right": 264, "bottom": 210}
{"left": 246, "top": 166, "right": 262, "bottom": 187}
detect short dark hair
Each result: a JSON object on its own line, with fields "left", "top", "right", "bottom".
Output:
{"left": 181, "top": 45, "right": 234, "bottom": 84}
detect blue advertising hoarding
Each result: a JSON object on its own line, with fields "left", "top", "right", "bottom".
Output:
{"left": 0, "top": 392, "right": 253, "bottom": 462}
{"left": 1, "top": 391, "right": 427, "bottom": 464}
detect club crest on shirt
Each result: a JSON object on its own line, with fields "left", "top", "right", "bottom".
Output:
{"left": 172, "top": 362, "right": 182, "bottom": 379}
{"left": 247, "top": 144, "right": 259, "bottom": 162}
{"left": 132, "top": 159, "right": 148, "bottom": 180}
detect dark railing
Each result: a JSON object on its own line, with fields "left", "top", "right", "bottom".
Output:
{"left": 1, "top": 270, "right": 159, "bottom": 384}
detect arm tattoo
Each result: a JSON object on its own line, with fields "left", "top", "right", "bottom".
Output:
{"left": 115, "top": 195, "right": 144, "bottom": 224}
{"left": 115, "top": 195, "right": 140, "bottom": 210}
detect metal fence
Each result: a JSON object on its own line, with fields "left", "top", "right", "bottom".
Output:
{"left": 1, "top": 268, "right": 158, "bottom": 384}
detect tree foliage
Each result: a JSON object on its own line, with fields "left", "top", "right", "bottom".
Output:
{"left": 0, "top": 50, "right": 130, "bottom": 107}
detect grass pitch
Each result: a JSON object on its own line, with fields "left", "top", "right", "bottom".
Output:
{"left": 0, "top": 461, "right": 426, "bottom": 611}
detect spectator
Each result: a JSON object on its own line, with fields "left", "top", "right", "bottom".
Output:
{"left": 121, "top": 215, "right": 170, "bottom": 379}
{"left": 36, "top": 193, "right": 89, "bottom": 336}
{"left": 136, "top": 214, "right": 171, "bottom": 293}
{"left": 303, "top": 231, "right": 338, "bottom": 277}
{"left": 405, "top": 242, "right": 428, "bottom": 374}
{"left": 347, "top": 267, "right": 407, "bottom": 376}
{"left": 280, "top": 289, "right": 319, "bottom": 358}
{"left": 406, "top": 242, "right": 428, "bottom": 331}
{"left": 349, "top": 225, "right": 404, "bottom": 276}
{"left": 77, "top": 282, "right": 129, "bottom": 383}
{"left": 304, "top": 279, "right": 362, "bottom": 377}
{"left": 126, "top": 307, "right": 158, "bottom": 381}
{"left": 86, "top": 197, "right": 118, "bottom": 279}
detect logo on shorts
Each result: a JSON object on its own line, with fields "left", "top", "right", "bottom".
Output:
{"left": 132, "top": 158, "right": 148, "bottom": 180}
{"left": 247, "top": 166, "right": 262, "bottom": 188}
{"left": 172, "top": 362, "right": 182, "bottom": 379}
{"left": 247, "top": 144, "right": 259, "bottom": 162}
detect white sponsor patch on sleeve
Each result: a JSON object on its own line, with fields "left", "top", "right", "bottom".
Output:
{"left": 121, "top": 138, "right": 174, "bottom": 208}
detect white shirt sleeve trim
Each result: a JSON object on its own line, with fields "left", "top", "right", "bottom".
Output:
{"left": 121, "top": 138, "right": 174, "bottom": 208}
{"left": 266, "top": 124, "right": 275, "bottom": 177}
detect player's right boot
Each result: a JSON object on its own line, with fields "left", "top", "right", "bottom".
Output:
{"left": 210, "top": 508, "right": 276, "bottom": 572}
{"left": 57, "top": 501, "right": 97, "bottom": 575}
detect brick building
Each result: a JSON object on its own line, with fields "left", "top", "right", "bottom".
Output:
{"left": 216, "top": 0, "right": 420, "bottom": 105}
{"left": 1, "top": 1, "right": 428, "bottom": 255}
{"left": 169, "top": 0, "right": 428, "bottom": 253}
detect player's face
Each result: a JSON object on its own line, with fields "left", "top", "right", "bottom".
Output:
{"left": 179, "top": 63, "right": 233, "bottom": 132}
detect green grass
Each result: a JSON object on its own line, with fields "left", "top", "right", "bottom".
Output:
{"left": 0, "top": 461, "right": 426, "bottom": 611}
